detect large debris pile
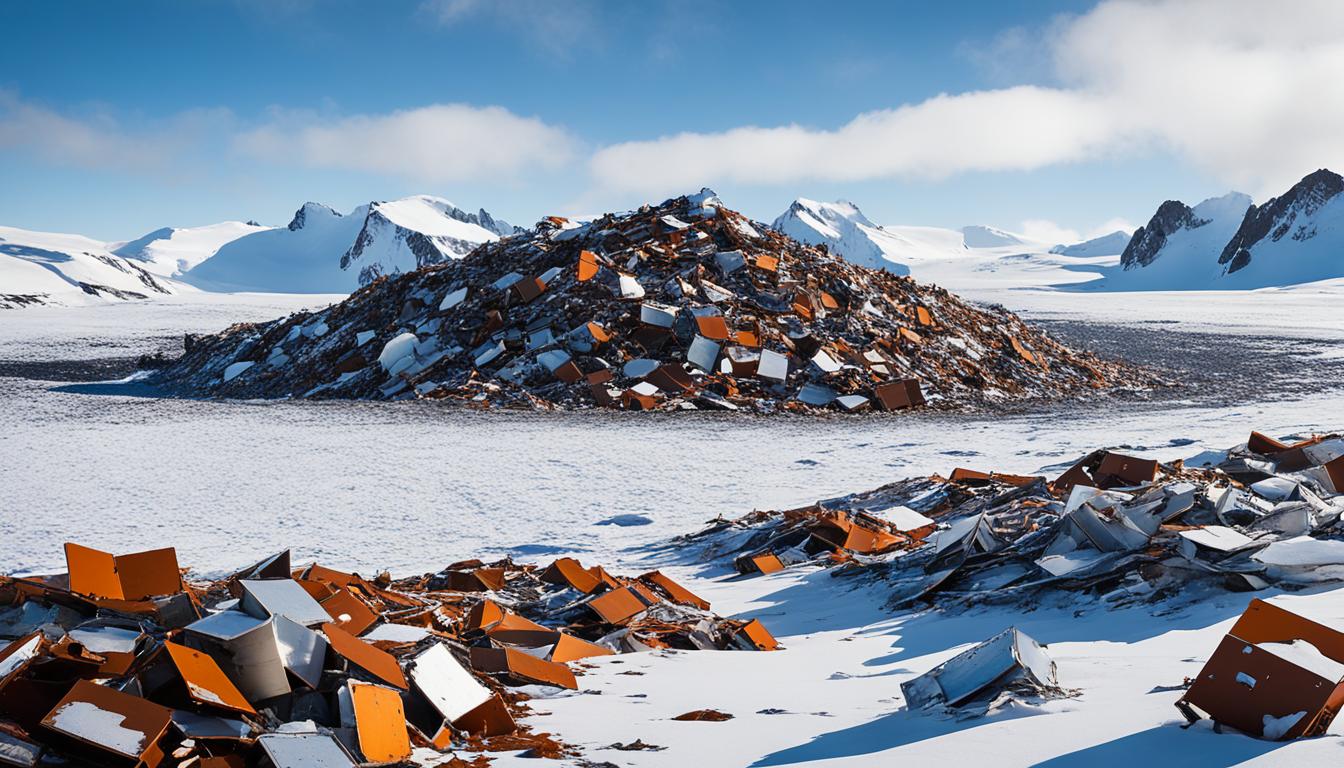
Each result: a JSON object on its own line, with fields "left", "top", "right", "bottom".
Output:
{"left": 683, "top": 429, "right": 1344, "bottom": 608}
{"left": 152, "top": 189, "right": 1156, "bottom": 412}
{"left": 0, "top": 545, "right": 775, "bottom": 767}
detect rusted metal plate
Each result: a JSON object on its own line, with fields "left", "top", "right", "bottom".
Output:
{"left": 323, "top": 622, "right": 408, "bottom": 690}
{"left": 41, "top": 679, "right": 173, "bottom": 767}
{"left": 349, "top": 681, "right": 411, "bottom": 763}
{"left": 164, "top": 642, "right": 255, "bottom": 716}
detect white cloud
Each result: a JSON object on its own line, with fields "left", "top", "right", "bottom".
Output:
{"left": 1084, "top": 217, "right": 1137, "bottom": 239}
{"left": 590, "top": 0, "right": 1344, "bottom": 200}
{"left": 0, "top": 92, "right": 225, "bottom": 175}
{"left": 1019, "top": 220, "right": 1082, "bottom": 246}
{"left": 235, "top": 104, "right": 576, "bottom": 183}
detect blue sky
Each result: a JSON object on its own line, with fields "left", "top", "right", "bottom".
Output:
{"left": 3, "top": 0, "right": 1339, "bottom": 242}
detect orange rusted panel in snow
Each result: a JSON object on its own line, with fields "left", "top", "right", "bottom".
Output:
{"left": 588, "top": 564, "right": 621, "bottom": 590}
{"left": 470, "top": 646, "right": 577, "bottom": 690}
{"left": 296, "top": 578, "right": 337, "bottom": 602}
{"left": 165, "top": 642, "right": 256, "bottom": 715}
{"left": 466, "top": 598, "right": 505, "bottom": 632}
{"left": 65, "top": 543, "right": 182, "bottom": 602}
{"left": 819, "top": 291, "right": 840, "bottom": 310}
{"left": 453, "top": 693, "right": 516, "bottom": 737}
{"left": 541, "top": 557, "right": 602, "bottom": 594}
{"left": 64, "top": 543, "right": 121, "bottom": 600}
{"left": 1180, "top": 600, "right": 1344, "bottom": 740}
{"left": 323, "top": 622, "right": 408, "bottom": 689}
{"left": 550, "top": 633, "right": 615, "bottom": 663}
{"left": 577, "top": 250, "right": 600, "bottom": 282}
{"left": 736, "top": 619, "right": 779, "bottom": 651}
{"left": 304, "top": 563, "right": 357, "bottom": 587}
{"left": 750, "top": 552, "right": 785, "bottom": 575}
{"left": 916, "top": 306, "right": 933, "bottom": 327}
{"left": 755, "top": 254, "right": 779, "bottom": 272}
{"left": 322, "top": 588, "right": 380, "bottom": 636}
{"left": 350, "top": 681, "right": 412, "bottom": 763}
{"left": 899, "top": 327, "right": 923, "bottom": 345}
{"left": 1096, "top": 452, "right": 1160, "bottom": 486}
{"left": 695, "top": 315, "right": 731, "bottom": 341}
{"left": 1246, "top": 431, "right": 1322, "bottom": 455}
{"left": 485, "top": 611, "right": 560, "bottom": 648}
{"left": 587, "top": 586, "right": 652, "bottom": 625}
{"left": 42, "top": 679, "right": 173, "bottom": 767}
{"left": 1327, "top": 456, "right": 1344, "bottom": 494}
{"left": 639, "top": 570, "right": 709, "bottom": 610}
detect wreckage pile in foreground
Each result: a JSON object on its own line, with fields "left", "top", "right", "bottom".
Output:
{"left": 0, "top": 546, "right": 774, "bottom": 767}
{"left": 685, "top": 430, "right": 1344, "bottom": 607}
{"left": 151, "top": 190, "right": 1157, "bottom": 412}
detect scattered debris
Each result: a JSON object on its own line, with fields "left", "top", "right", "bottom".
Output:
{"left": 670, "top": 710, "right": 735, "bottom": 722}
{"left": 0, "top": 544, "right": 776, "bottom": 766}
{"left": 152, "top": 189, "right": 1158, "bottom": 412}
{"left": 1178, "top": 598, "right": 1344, "bottom": 740}
{"left": 604, "top": 739, "right": 667, "bottom": 751}
{"left": 681, "top": 429, "right": 1344, "bottom": 609}
{"left": 902, "top": 627, "right": 1067, "bottom": 715}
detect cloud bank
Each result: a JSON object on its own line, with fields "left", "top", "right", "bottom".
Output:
{"left": 589, "top": 0, "right": 1344, "bottom": 200}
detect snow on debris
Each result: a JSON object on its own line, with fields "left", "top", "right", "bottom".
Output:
{"left": 0, "top": 542, "right": 778, "bottom": 765}
{"left": 150, "top": 190, "right": 1159, "bottom": 411}
{"left": 679, "top": 428, "right": 1344, "bottom": 610}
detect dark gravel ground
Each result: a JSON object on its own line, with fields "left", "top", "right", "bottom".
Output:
{"left": 1, "top": 319, "right": 1341, "bottom": 419}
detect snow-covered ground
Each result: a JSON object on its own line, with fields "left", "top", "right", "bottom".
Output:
{"left": 2, "top": 287, "right": 1343, "bottom": 765}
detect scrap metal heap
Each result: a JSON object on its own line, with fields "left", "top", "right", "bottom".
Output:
{"left": 683, "top": 429, "right": 1344, "bottom": 609}
{"left": 0, "top": 545, "right": 775, "bottom": 767}
{"left": 151, "top": 189, "right": 1156, "bottom": 411}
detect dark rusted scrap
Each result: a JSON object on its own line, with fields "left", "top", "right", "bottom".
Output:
{"left": 150, "top": 189, "right": 1160, "bottom": 412}
{"left": 0, "top": 540, "right": 777, "bottom": 766}
{"left": 1179, "top": 599, "right": 1344, "bottom": 740}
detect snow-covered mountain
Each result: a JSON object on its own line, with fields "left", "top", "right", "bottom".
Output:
{"left": 769, "top": 197, "right": 1123, "bottom": 289}
{"left": 1091, "top": 170, "right": 1344, "bottom": 290}
{"left": 1215, "top": 169, "right": 1344, "bottom": 287}
{"left": 111, "top": 221, "right": 271, "bottom": 277}
{"left": 960, "top": 224, "right": 1026, "bottom": 248}
{"left": 0, "top": 225, "right": 186, "bottom": 308}
{"left": 770, "top": 198, "right": 914, "bottom": 274}
{"left": 184, "top": 196, "right": 519, "bottom": 294}
{"left": 1084, "top": 192, "right": 1255, "bottom": 290}
{"left": 1049, "top": 230, "right": 1131, "bottom": 257}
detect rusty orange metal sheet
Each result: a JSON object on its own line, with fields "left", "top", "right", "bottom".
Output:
{"left": 321, "top": 589, "right": 380, "bottom": 636}
{"left": 470, "top": 646, "right": 577, "bottom": 690}
{"left": 639, "top": 570, "right": 709, "bottom": 610}
{"left": 587, "top": 586, "right": 652, "bottom": 625}
{"left": 350, "top": 682, "right": 411, "bottom": 763}
{"left": 453, "top": 693, "right": 516, "bottom": 737}
{"left": 1096, "top": 452, "right": 1160, "bottom": 485}
{"left": 322, "top": 623, "right": 408, "bottom": 690}
{"left": 550, "top": 633, "right": 615, "bottom": 663}
{"left": 165, "top": 642, "right": 256, "bottom": 716}
{"left": 541, "top": 557, "right": 601, "bottom": 594}
{"left": 736, "top": 619, "right": 780, "bottom": 651}
{"left": 485, "top": 611, "right": 560, "bottom": 648}
{"left": 41, "top": 679, "right": 173, "bottom": 766}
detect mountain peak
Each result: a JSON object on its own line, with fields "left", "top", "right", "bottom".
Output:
{"left": 287, "top": 202, "right": 342, "bottom": 231}
{"left": 960, "top": 225, "right": 1024, "bottom": 248}
{"left": 1218, "top": 169, "right": 1343, "bottom": 274}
